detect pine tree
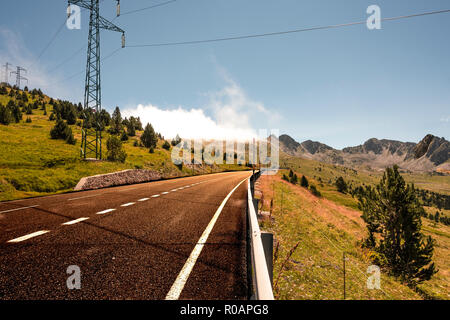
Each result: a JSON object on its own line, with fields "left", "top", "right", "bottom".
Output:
{"left": 106, "top": 135, "right": 127, "bottom": 163}
{"left": 0, "top": 103, "right": 12, "bottom": 125}
{"left": 335, "top": 176, "right": 348, "bottom": 193}
{"left": 300, "top": 175, "right": 309, "bottom": 188}
{"left": 171, "top": 134, "right": 181, "bottom": 146}
{"left": 357, "top": 165, "right": 437, "bottom": 285}
{"left": 66, "top": 107, "right": 77, "bottom": 125}
{"left": 126, "top": 121, "right": 136, "bottom": 137}
{"left": 110, "top": 106, "right": 123, "bottom": 134}
{"left": 162, "top": 140, "right": 171, "bottom": 150}
{"left": 50, "top": 119, "right": 76, "bottom": 145}
{"left": 141, "top": 123, "right": 157, "bottom": 149}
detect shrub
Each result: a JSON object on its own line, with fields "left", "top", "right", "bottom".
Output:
{"left": 162, "top": 140, "right": 171, "bottom": 150}
{"left": 50, "top": 119, "right": 76, "bottom": 145}
{"left": 171, "top": 134, "right": 181, "bottom": 146}
{"left": 26, "top": 117, "right": 32, "bottom": 123}
{"left": 106, "top": 135, "right": 127, "bottom": 163}
{"left": 120, "top": 131, "right": 129, "bottom": 141}
{"left": 0, "top": 103, "right": 12, "bottom": 125}
{"left": 309, "top": 184, "right": 321, "bottom": 197}
{"left": 335, "top": 176, "right": 348, "bottom": 193}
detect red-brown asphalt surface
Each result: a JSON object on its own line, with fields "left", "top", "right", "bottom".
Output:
{"left": 0, "top": 170, "right": 252, "bottom": 300}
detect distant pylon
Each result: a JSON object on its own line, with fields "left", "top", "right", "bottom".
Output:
{"left": 10, "top": 66, "right": 28, "bottom": 89}
{"left": 2, "top": 62, "right": 12, "bottom": 85}
{"left": 68, "top": 0, "right": 125, "bottom": 160}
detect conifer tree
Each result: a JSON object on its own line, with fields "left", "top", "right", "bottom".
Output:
{"left": 357, "top": 165, "right": 437, "bottom": 284}
{"left": 141, "top": 123, "right": 157, "bottom": 149}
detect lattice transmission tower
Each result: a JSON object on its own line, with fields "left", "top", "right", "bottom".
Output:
{"left": 10, "top": 66, "right": 28, "bottom": 89}
{"left": 68, "top": 0, "right": 125, "bottom": 159}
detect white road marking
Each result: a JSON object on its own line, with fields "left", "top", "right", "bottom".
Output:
{"left": 138, "top": 198, "right": 150, "bottom": 202}
{"left": 121, "top": 202, "right": 135, "bottom": 207}
{"left": 68, "top": 194, "right": 99, "bottom": 201}
{"left": 62, "top": 217, "right": 89, "bottom": 225}
{"left": 96, "top": 208, "right": 116, "bottom": 215}
{"left": 161, "top": 192, "right": 169, "bottom": 195}
{"left": 118, "top": 187, "right": 139, "bottom": 192}
{"left": 165, "top": 176, "right": 249, "bottom": 300}
{"left": 7, "top": 230, "right": 50, "bottom": 243}
{"left": 151, "top": 194, "right": 160, "bottom": 198}
{"left": 171, "top": 189, "right": 178, "bottom": 192}
{"left": 0, "top": 205, "right": 39, "bottom": 214}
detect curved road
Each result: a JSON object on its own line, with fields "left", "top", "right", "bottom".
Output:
{"left": 0, "top": 170, "right": 252, "bottom": 300}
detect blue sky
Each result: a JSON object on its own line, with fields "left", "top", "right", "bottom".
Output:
{"left": 0, "top": 0, "right": 449, "bottom": 148}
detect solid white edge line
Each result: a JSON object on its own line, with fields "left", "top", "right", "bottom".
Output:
{"left": 165, "top": 176, "right": 249, "bottom": 300}
{"left": 62, "top": 217, "right": 89, "bottom": 225}
{"left": 0, "top": 205, "right": 39, "bottom": 214}
{"left": 96, "top": 208, "right": 116, "bottom": 215}
{"left": 7, "top": 230, "right": 50, "bottom": 243}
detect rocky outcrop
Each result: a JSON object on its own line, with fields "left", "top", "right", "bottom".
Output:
{"left": 74, "top": 169, "right": 161, "bottom": 191}
{"left": 278, "top": 134, "right": 449, "bottom": 173}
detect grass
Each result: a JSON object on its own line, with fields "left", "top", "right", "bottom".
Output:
{"left": 0, "top": 89, "right": 248, "bottom": 201}
{"left": 256, "top": 171, "right": 450, "bottom": 300}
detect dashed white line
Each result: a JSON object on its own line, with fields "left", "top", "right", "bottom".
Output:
{"left": 0, "top": 205, "right": 39, "bottom": 214}
{"left": 138, "top": 198, "right": 150, "bottom": 202}
{"left": 7, "top": 230, "right": 50, "bottom": 243}
{"left": 165, "top": 176, "right": 249, "bottom": 300}
{"left": 171, "top": 189, "right": 178, "bottom": 192}
{"left": 62, "top": 217, "right": 89, "bottom": 225}
{"left": 96, "top": 208, "right": 116, "bottom": 215}
{"left": 121, "top": 202, "right": 135, "bottom": 207}
{"left": 68, "top": 194, "right": 99, "bottom": 201}
{"left": 161, "top": 192, "right": 169, "bottom": 195}
{"left": 151, "top": 194, "right": 160, "bottom": 198}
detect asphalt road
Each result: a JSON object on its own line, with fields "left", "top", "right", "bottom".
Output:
{"left": 0, "top": 170, "right": 252, "bottom": 300}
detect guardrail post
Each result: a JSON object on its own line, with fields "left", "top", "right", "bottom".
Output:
{"left": 261, "top": 231, "right": 273, "bottom": 287}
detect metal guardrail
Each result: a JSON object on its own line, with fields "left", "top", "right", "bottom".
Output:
{"left": 247, "top": 173, "right": 274, "bottom": 300}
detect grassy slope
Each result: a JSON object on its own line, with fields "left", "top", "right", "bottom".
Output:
{"left": 0, "top": 89, "right": 247, "bottom": 201}
{"left": 258, "top": 169, "right": 449, "bottom": 299}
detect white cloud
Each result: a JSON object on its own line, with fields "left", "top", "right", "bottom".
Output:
{"left": 122, "top": 71, "right": 281, "bottom": 141}
{"left": 122, "top": 104, "right": 257, "bottom": 141}
{"left": 0, "top": 27, "right": 76, "bottom": 100}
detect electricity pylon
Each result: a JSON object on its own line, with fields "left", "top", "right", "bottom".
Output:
{"left": 10, "top": 66, "right": 28, "bottom": 89}
{"left": 68, "top": 0, "right": 125, "bottom": 160}
{"left": 2, "top": 62, "right": 12, "bottom": 85}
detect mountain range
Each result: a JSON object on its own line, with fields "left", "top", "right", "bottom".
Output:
{"left": 278, "top": 134, "right": 450, "bottom": 173}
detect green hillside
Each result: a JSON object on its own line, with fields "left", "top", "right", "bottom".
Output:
{"left": 258, "top": 172, "right": 450, "bottom": 300}
{"left": 0, "top": 86, "right": 248, "bottom": 201}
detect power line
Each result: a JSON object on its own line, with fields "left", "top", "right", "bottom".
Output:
{"left": 117, "top": 0, "right": 178, "bottom": 18}
{"left": 29, "top": 0, "right": 106, "bottom": 70}
{"left": 47, "top": 45, "right": 86, "bottom": 73}
{"left": 44, "top": 0, "right": 172, "bottom": 74}
{"left": 126, "top": 8, "right": 450, "bottom": 48}
{"left": 47, "top": 47, "right": 122, "bottom": 87}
